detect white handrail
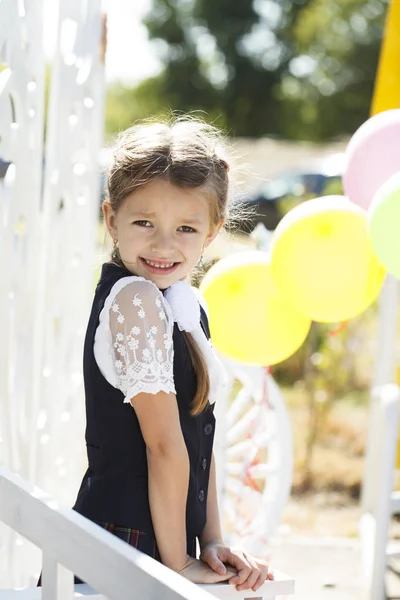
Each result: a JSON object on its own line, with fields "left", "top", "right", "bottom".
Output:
{"left": 0, "top": 468, "right": 214, "bottom": 600}
{"left": 0, "top": 468, "right": 294, "bottom": 599}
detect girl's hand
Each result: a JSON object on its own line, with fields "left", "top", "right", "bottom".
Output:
{"left": 200, "top": 541, "right": 274, "bottom": 592}
{"left": 178, "top": 556, "right": 237, "bottom": 584}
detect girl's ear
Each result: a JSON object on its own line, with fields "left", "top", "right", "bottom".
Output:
{"left": 205, "top": 221, "right": 224, "bottom": 247}
{"left": 103, "top": 202, "right": 117, "bottom": 239}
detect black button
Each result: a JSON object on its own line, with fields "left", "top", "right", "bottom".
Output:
{"left": 198, "top": 489, "right": 205, "bottom": 502}
{"left": 204, "top": 423, "right": 213, "bottom": 435}
{"left": 201, "top": 457, "right": 207, "bottom": 470}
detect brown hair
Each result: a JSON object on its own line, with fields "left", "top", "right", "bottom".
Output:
{"left": 104, "top": 116, "right": 231, "bottom": 415}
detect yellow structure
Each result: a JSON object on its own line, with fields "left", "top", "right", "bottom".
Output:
{"left": 371, "top": 0, "right": 400, "bottom": 115}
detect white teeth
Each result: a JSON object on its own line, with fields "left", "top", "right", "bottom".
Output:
{"left": 143, "top": 259, "right": 175, "bottom": 269}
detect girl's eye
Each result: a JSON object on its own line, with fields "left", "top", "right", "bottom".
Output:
{"left": 133, "top": 220, "right": 152, "bottom": 227}
{"left": 178, "top": 226, "right": 196, "bottom": 233}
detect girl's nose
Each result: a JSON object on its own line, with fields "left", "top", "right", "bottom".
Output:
{"left": 151, "top": 232, "right": 174, "bottom": 255}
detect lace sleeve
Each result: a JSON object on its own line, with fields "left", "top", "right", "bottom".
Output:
{"left": 108, "top": 278, "right": 176, "bottom": 403}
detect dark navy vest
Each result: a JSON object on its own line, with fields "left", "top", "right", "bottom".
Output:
{"left": 73, "top": 261, "right": 216, "bottom": 543}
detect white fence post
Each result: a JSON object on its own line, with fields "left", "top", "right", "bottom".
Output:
{"left": 360, "top": 384, "right": 400, "bottom": 600}
{"left": 41, "top": 557, "right": 74, "bottom": 600}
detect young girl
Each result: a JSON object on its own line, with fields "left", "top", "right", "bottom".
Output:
{"left": 43, "top": 118, "right": 273, "bottom": 591}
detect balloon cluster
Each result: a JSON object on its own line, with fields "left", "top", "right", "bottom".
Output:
{"left": 201, "top": 109, "right": 400, "bottom": 366}
{"left": 343, "top": 109, "right": 400, "bottom": 280}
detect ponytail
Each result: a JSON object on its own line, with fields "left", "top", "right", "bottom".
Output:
{"left": 182, "top": 331, "right": 210, "bottom": 415}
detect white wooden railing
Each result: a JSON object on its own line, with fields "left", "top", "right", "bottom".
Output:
{"left": 0, "top": 468, "right": 294, "bottom": 600}
{"left": 360, "top": 384, "right": 400, "bottom": 600}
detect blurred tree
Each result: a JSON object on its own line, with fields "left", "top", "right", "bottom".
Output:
{"left": 191, "top": 0, "right": 284, "bottom": 136}
{"left": 278, "top": 0, "right": 389, "bottom": 139}
{"left": 105, "top": 0, "right": 389, "bottom": 140}
{"left": 105, "top": 0, "right": 224, "bottom": 137}
{"left": 142, "top": 0, "right": 218, "bottom": 111}
{"left": 272, "top": 308, "right": 375, "bottom": 490}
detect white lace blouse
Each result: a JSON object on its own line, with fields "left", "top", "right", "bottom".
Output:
{"left": 94, "top": 277, "right": 176, "bottom": 404}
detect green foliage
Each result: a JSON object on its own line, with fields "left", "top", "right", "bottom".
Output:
{"left": 105, "top": 78, "right": 170, "bottom": 137}
{"left": 278, "top": 0, "right": 388, "bottom": 139}
{"left": 105, "top": 0, "right": 389, "bottom": 140}
{"left": 272, "top": 307, "right": 377, "bottom": 485}
{"left": 192, "top": 0, "right": 283, "bottom": 136}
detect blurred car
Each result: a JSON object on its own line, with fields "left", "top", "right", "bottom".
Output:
{"left": 235, "top": 153, "right": 346, "bottom": 232}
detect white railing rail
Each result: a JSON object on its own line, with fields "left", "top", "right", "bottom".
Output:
{"left": 0, "top": 468, "right": 294, "bottom": 600}
{"left": 0, "top": 468, "right": 214, "bottom": 600}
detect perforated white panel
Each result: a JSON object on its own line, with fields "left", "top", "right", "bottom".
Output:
{"left": 0, "top": 0, "right": 105, "bottom": 586}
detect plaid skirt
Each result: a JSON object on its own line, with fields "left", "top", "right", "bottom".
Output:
{"left": 37, "top": 520, "right": 197, "bottom": 586}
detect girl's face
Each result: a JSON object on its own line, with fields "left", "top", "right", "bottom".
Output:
{"left": 104, "top": 179, "right": 222, "bottom": 289}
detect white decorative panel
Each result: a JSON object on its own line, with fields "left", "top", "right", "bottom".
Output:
{"left": 0, "top": 0, "right": 105, "bottom": 587}
{"left": 214, "top": 360, "right": 293, "bottom": 556}
{"left": 0, "top": 0, "right": 45, "bottom": 470}
{"left": 0, "top": 0, "right": 46, "bottom": 587}
{"left": 32, "top": 0, "right": 105, "bottom": 503}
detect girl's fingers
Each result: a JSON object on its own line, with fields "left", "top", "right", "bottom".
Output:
{"left": 215, "top": 547, "right": 244, "bottom": 568}
{"left": 217, "top": 549, "right": 274, "bottom": 590}
{"left": 252, "top": 571, "right": 267, "bottom": 592}
{"left": 225, "top": 552, "right": 251, "bottom": 585}
{"left": 251, "top": 564, "right": 268, "bottom": 591}
{"left": 224, "top": 550, "right": 249, "bottom": 572}
{"left": 200, "top": 548, "right": 230, "bottom": 576}
{"left": 206, "top": 554, "right": 227, "bottom": 575}
{"left": 236, "top": 555, "right": 261, "bottom": 591}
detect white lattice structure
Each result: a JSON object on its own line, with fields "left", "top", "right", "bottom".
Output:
{"left": 214, "top": 360, "right": 293, "bottom": 555}
{"left": 0, "top": 0, "right": 105, "bottom": 587}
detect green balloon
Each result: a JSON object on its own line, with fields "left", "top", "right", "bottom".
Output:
{"left": 368, "top": 172, "right": 400, "bottom": 279}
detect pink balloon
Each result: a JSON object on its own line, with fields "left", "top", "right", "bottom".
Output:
{"left": 343, "top": 109, "right": 400, "bottom": 210}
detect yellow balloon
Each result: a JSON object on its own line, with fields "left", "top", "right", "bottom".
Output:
{"left": 270, "top": 196, "right": 386, "bottom": 322}
{"left": 200, "top": 251, "right": 311, "bottom": 366}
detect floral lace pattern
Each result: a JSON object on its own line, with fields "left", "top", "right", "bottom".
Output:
{"left": 108, "top": 278, "right": 175, "bottom": 403}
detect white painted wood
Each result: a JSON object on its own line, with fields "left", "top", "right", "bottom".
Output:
{"left": 390, "top": 490, "right": 400, "bottom": 514}
{"left": 0, "top": 0, "right": 46, "bottom": 586}
{"left": 0, "top": 468, "right": 216, "bottom": 600}
{"left": 359, "top": 384, "right": 400, "bottom": 600}
{"left": 30, "top": 0, "right": 105, "bottom": 502}
{"left": 214, "top": 362, "right": 293, "bottom": 554}
{"left": 371, "top": 276, "right": 399, "bottom": 389}
{"left": 201, "top": 571, "right": 294, "bottom": 599}
{"left": 0, "top": 0, "right": 106, "bottom": 587}
{"left": 0, "top": 468, "right": 294, "bottom": 599}
{"left": 0, "top": 574, "right": 295, "bottom": 600}
{"left": 41, "top": 558, "right": 74, "bottom": 600}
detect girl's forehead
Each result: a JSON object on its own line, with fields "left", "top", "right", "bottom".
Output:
{"left": 122, "top": 179, "right": 211, "bottom": 220}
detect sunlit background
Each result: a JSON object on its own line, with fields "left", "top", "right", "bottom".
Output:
{"left": 1, "top": 1, "right": 400, "bottom": 597}
{"left": 7, "top": 0, "right": 396, "bottom": 556}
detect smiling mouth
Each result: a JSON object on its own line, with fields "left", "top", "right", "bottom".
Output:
{"left": 140, "top": 257, "right": 180, "bottom": 273}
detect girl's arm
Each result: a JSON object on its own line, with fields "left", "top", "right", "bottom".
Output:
{"left": 198, "top": 451, "right": 224, "bottom": 550}
{"left": 199, "top": 453, "right": 274, "bottom": 592}
{"left": 132, "top": 390, "right": 190, "bottom": 572}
